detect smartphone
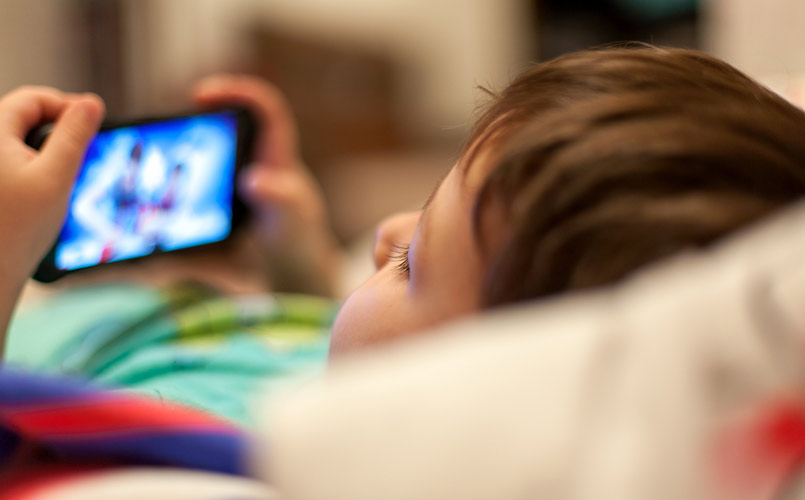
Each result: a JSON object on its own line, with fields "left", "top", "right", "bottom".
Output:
{"left": 27, "top": 108, "right": 255, "bottom": 282}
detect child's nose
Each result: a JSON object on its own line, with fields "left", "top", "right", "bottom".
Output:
{"left": 373, "top": 211, "right": 421, "bottom": 270}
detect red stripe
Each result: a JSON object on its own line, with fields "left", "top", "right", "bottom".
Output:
{"left": 3, "top": 396, "right": 236, "bottom": 437}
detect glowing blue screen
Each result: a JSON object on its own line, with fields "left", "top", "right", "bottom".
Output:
{"left": 55, "top": 111, "right": 238, "bottom": 271}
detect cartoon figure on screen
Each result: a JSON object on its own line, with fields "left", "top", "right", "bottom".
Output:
{"left": 159, "top": 163, "right": 183, "bottom": 213}
{"left": 71, "top": 138, "right": 154, "bottom": 266}
{"left": 153, "top": 162, "right": 185, "bottom": 246}
{"left": 112, "top": 142, "right": 144, "bottom": 226}
{"left": 100, "top": 140, "right": 147, "bottom": 262}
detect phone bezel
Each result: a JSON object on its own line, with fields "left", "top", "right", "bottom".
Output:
{"left": 28, "top": 107, "right": 256, "bottom": 283}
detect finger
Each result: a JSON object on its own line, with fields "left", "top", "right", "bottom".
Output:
{"left": 238, "top": 165, "right": 298, "bottom": 207}
{"left": 0, "top": 86, "right": 69, "bottom": 139}
{"left": 38, "top": 94, "right": 105, "bottom": 179}
{"left": 193, "top": 75, "right": 298, "bottom": 163}
{"left": 192, "top": 74, "right": 298, "bottom": 166}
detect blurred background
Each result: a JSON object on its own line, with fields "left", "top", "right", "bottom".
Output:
{"left": 1, "top": 0, "right": 803, "bottom": 245}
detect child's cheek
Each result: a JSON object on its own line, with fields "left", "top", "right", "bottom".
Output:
{"left": 328, "top": 273, "right": 411, "bottom": 356}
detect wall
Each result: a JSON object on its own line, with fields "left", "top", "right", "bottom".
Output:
{"left": 0, "top": 0, "right": 87, "bottom": 94}
{"left": 704, "top": 0, "right": 805, "bottom": 79}
{"left": 123, "top": 0, "right": 535, "bottom": 132}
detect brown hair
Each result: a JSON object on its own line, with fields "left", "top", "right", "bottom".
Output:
{"left": 467, "top": 46, "right": 805, "bottom": 307}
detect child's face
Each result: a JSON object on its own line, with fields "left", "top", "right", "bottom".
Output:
{"left": 330, "top": 161, "right": 489, "bottom": 355}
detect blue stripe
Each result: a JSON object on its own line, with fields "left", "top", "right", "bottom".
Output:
{"left": 46, "top": 431, "right": 248, "bottom": 475}
{"left": 0, "top": 367, "right": 111, "bottom": 407}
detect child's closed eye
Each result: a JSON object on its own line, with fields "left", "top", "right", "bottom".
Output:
{"left": 388, "top": 243, "right": 411, "bottom": 279}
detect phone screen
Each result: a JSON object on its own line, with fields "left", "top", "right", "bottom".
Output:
{"left": 54, "top": 111, "right": 239, "bottom": 271}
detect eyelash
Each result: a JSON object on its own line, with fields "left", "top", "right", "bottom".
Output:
{"left": 389, "top": 243, "right": 411, "bottom": 279}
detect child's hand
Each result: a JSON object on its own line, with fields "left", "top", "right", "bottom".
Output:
{"left": 0, "top": 86, "right": 103, "bottom": 357}
{"left": 192, "top": 75, "right": 342, "bottom": 296}
{"left": 0, "top": 87, "right": 104, "bottom": 282}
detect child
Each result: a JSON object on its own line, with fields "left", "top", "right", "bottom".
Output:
{"left": 326, "top": 46, "right": 805, "bottom": 352}
{"left": 3, "top": 46, "right": 805, "bottom": 430}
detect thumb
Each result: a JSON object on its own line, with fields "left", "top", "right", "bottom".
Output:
{"left": 239, "top": 165, "right": 296, "bottom": 206}
{"left": 39, "top": 94, "right": 105, "bottom": 177}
